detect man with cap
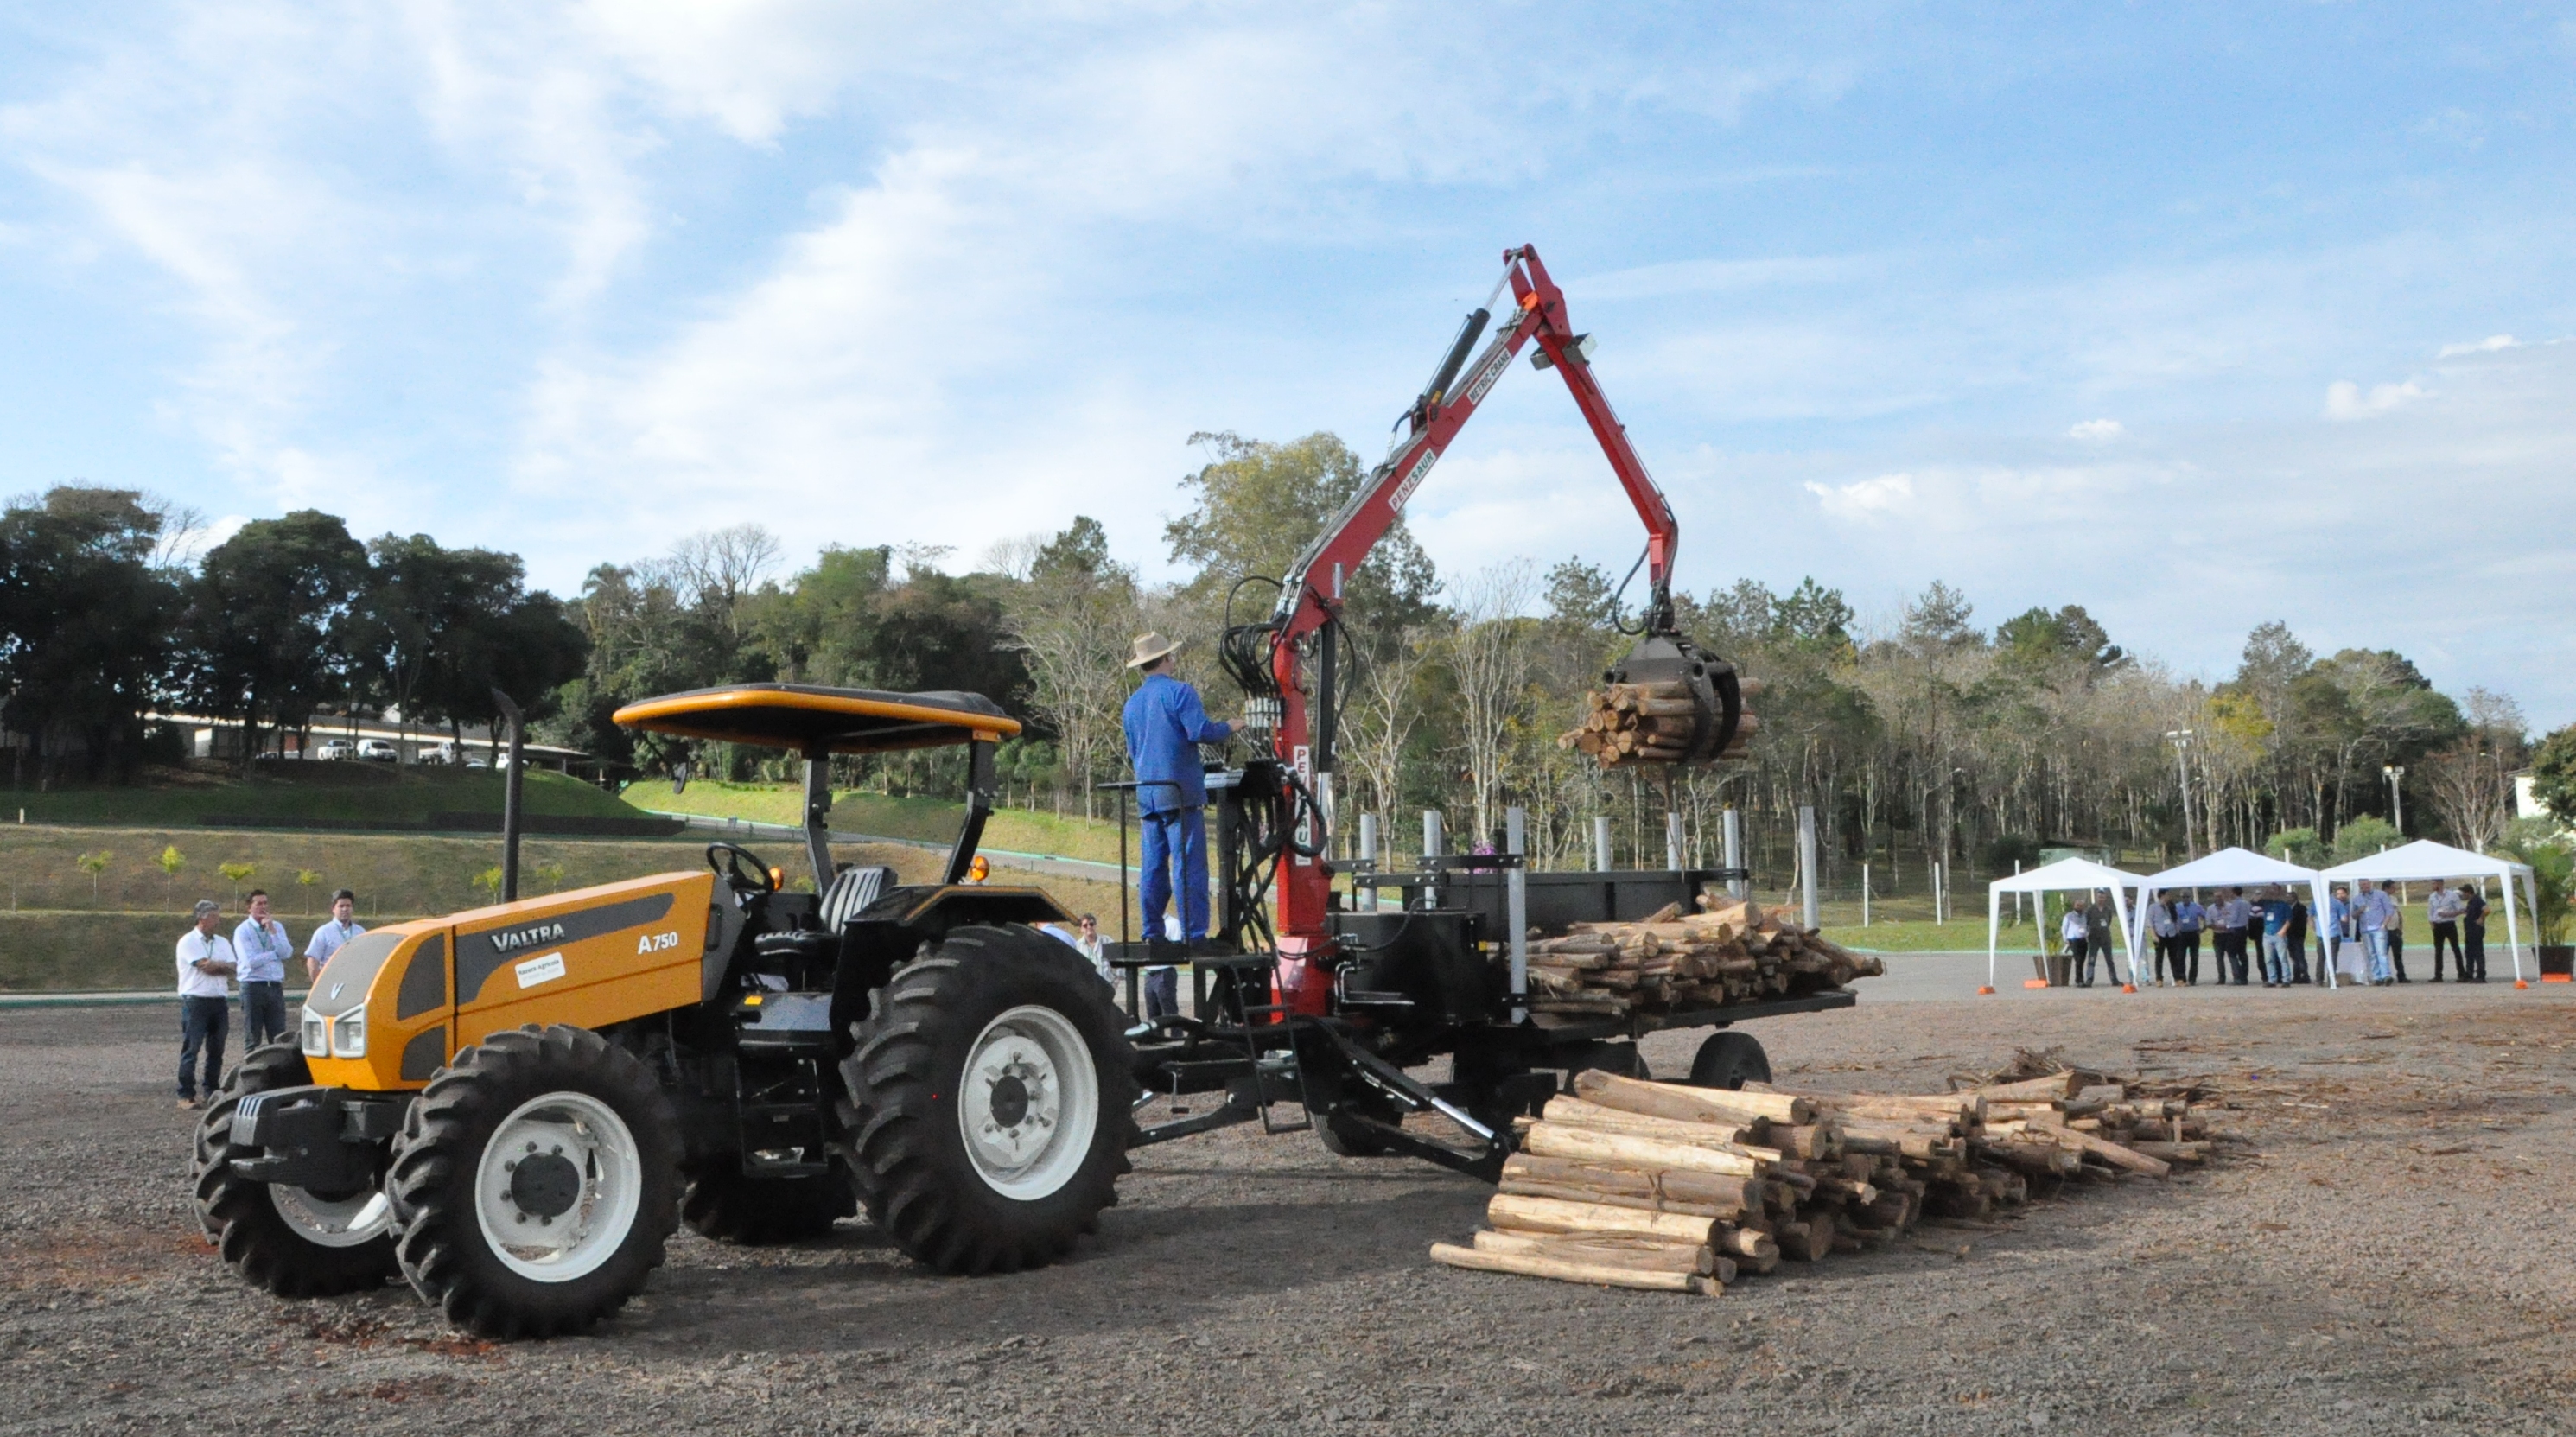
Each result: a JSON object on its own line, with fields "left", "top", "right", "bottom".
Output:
{"left": 1120, "top": 632, "right": 1231, "bottom": 1020}
{"left": 175, "top": 900, "right": 237, "bottom": 1109}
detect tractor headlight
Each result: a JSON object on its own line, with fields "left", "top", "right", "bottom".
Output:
{"left": 300, "top": 1008, "right": 328, "bottom": 1058}
{"left": 330, "top": 1010, "right": 366, "bottom": 1059}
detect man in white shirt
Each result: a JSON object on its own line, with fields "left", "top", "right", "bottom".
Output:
{"left": 2145, "top": 896, "right": 2179, "bottom": 986}
{"left": 2056, "top": 906, "right": 2087, "bottom": 988}
{"left": 2427, "top": 882, "right": 2465, "bottom": 982}
{"left": 175, "top": 900, "right": 237, "bottom": 1109}
{"left": 232, "top": 889, "right": 295, "bottom": 1049}
{"left": 305, "top": 889, "right": 366, "bottom": 982}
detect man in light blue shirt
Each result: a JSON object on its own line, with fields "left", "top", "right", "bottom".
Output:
{"left": 232, "top": 890, "right": 295, "bottom": 1048}
{"left": 305, "top": 889, "right": 366, "bottom": 982}
{"left": 2357, "top": 880, "right": 2399, "bottom": 985}
{"left": 1120, "top": 632, "right": 1231, "bottom": 1020}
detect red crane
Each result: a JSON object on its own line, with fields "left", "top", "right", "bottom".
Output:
{"left": 1218, "top": 245, "right": 1743, "bottom": 1011}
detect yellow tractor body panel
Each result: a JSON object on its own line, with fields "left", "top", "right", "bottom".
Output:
{"left": 305, "top": 871, "right": 719, "bottom": 1093}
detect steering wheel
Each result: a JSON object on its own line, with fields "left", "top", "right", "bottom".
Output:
{"left": 706, "top": 842, "right": 777, "bottom": 898}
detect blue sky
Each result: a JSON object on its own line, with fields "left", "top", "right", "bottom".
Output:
{"left": 5, "top": 3, "right": 2573, "bottom": 724}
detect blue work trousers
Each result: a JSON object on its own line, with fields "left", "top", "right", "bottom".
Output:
{"left": 2260, "top": 932, "right": 2292, "bottom": 985}
{"left": 1139, "top": 806, "right": 1212, "bottom": 944}
{"left": 178, "top": 995, "right": 228, "bottom": 1101}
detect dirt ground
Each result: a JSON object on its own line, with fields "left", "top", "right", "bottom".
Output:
{"left": 3, "top": 987, "right": 2572, "bottom": 1435}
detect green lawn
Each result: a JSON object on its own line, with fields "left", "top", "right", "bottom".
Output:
{"left": 11, "top": 765, "right": 649, "bottom": 828}
{"left": 640, "top": 782, "right": 1129, "bottom": 865}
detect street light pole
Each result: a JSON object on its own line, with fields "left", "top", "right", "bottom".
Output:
{"left": 2383, "top": 764, "right": 2406, "bottom": 837}
{"left": 2166, "top": 728, "right": 2196, "bottom": 859}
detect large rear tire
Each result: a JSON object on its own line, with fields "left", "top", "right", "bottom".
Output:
{"left": 840, "top": 925, "right": 1137, "bottom": 1275}
{"left": 680, "top": 1163, "right": 854, "bottom": 1244}
{"left": 190, "top": 1042, "right": 398, "bottom": 1296}
{"left": 386, "top": 1025, "right": 680, "bottom": 1339}
{"left": 1687, "top": 1031, "right": 1771, "bottom": 1090}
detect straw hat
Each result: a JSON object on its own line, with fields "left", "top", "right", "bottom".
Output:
{"left": 1125, "top": 632, "right": 1177, "bottom": 669}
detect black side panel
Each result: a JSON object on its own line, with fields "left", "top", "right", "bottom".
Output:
{"left": 400, "top": 1026, "right": 448, "bottom": 1082}
{"left": 455, "top": 892, "right": 677, "bottom": 1003}
{"left": 395, "top": 932, "right": 448, "bottom": 1021}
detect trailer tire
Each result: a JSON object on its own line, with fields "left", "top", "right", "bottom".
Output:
{"left": 190, "top": 1042, "right": 398, "bottom": 1296}
{"left": 1686, "top": 1031, "right": 1771, "bottom": 1090}
{"left": 840, "top": 925, "right": 1137, "bottom": 1275}
{"left": 386, "top": 1025, "right": 680, "bottom": 1339}
{"left": 1315, "top": 1097, "right": 1399, "bottom": 1158}
{"left": 680, "top": 1163, "right": 854, "bottom": 1244}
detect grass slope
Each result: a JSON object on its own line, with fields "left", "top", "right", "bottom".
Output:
{"left": 643, "top": 782, "right": 1129, "bottom": 865}
{"left": 11, "top": 764, "right": 649, "bottom": 827}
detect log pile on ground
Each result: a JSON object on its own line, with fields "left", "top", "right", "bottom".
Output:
{"left": 1430, "top": 1064, "right": 2226, "bottom": 1295}
{"left": 1523, "top": 897, "right": 1884, "bottom": 1019}
{"left": 1559, "top": 679, "right": 1760, "bottom": 769}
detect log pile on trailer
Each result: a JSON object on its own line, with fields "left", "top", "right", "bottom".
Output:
{"left": 1523, "top": 899, "right": 1884, "bottom": 1018}
{"left": 1431, "top": 1063, "right": 2224, "bottom": 1294}
{"left": 1560, "top": 679, "right": 1759, "bottom": 769}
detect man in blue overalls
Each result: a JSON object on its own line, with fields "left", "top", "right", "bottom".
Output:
{"left": 1121, "top": 632, "right": 1231, "bottom": 1020}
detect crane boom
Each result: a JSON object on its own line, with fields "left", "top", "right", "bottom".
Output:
{"left": 1223, "top": 245, "right": 1735, "bottom": 989}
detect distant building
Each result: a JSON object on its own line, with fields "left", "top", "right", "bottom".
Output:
{"left": 150, "top": 709, "right": 593, "bottom": 775}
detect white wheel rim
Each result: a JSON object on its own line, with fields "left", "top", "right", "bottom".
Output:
{"left": 473, "top": 1090, "right": 644, "bottom": 1282}
{"left": 957, "top": 1004, "right": 1099, "bottom": 1202}
{"left": 269, "top": 1186, "right": 392, "bottom": 1249}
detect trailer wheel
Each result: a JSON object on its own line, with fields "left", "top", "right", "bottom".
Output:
{"left": 680, "top": 1163, "right": 854, "bottom": 1244}
{"left": 190, "top": 1042, "right": 398, "bottom": 1296}
{"left": 840, "top": 925, "right": 1137, "bottom": 1275}
{"left": 1686, "top": 1031, "right": 1771, "bottom": 1090}
{"left": 1315, "top": 1093, "right": 1400, "bottom": 1157}
{"left": 386, "top": 1025, "right": 680, "bottom": 1339}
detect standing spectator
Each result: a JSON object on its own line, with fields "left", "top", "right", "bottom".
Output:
{"left": 2384, "top": 887, "right": 2409, "bottom": 982}
{"left": 1143, "top": 912, "right": 1184, "bottom": 1020}
{"left": 2081, "top": 890, "right": 2121, "bottom": 987}
{"left": 175, "top": 900, "right": 236, "bottom": 1109}
{"left": 1072, "top": 912, "right": 1110, "bottom": 984}
{"left": 304, "top": 889, "right": 366, "bottom": 982}
{"left": 2328, "top": 884, "right": 2366, "bottom": 984}
{"left": 2285, "top": 891, "right": 2313, "bottom": 984}
{"left": 2212, "top": 886, "right": 2253, "bottom": 986}
{"left": 2459, "top": 882, "right": 2489, "bottom": 983}
{"left": 2357, "top": 879, "right": 2398, "bottom": 985}
{"left": 2257, "top": 886, "right": 2294, "bottom": 987}
{"left": 2426, "top": 881, "right": 2465, "bottom": 982}
{"left": 2174, "top": 892, "right": 2206, "bottom": 985}
{"left": 2146, "top": 893, "right": 2180, "bottom": 986}
{"left": 2057, "top": 904, "right": 2088, "bottom": 987}
{"left": 232, "top": 890, "right": 293, "bottom": 1049}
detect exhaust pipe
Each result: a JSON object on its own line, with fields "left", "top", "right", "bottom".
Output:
{"left": 491, "top": 688, "right": 525, "bottom": 903}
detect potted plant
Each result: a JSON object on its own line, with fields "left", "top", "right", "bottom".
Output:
{"left": 2500, "top": 820, "right": 2573, "bottom": 978}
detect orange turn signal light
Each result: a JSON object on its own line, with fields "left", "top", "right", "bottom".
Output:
{"left": 769, "top": 867, "right": 784, "bottom": 888}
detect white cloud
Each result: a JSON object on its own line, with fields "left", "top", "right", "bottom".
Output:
{"left": 2068, "top": 418, "right": 2124, "bottom": 442}
{"left": 1803, "top": 472, "right": 1913, "bottom": 521}
{"left": 2437, "top": 334, "right": 2518, "bottom": 359}
{"left": 2324, "top": 378, "right": 2429, "bottom": 421}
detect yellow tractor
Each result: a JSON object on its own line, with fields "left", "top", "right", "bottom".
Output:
{"left": 190, "top": 684, "right": 1137, "bottom": 1338}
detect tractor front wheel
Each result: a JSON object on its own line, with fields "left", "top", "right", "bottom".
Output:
{"left": 386, "top": 1025, "right": 680, "bottom": 1339}
{"left": 190, "top": 1042, "right": 398, "bottom": 1296}
{"left": 840, "top": 925, "right": 1138, "bottom": 1275}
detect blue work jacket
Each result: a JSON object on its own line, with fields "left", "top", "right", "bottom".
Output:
{"left": 1122, "top": 672, "right": 1231, "bottom": 814}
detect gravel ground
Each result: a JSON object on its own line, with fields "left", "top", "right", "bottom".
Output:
{"left": 3, "top": 986, "right": 2572, "bottom": 1435}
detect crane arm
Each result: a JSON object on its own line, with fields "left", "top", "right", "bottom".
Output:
{"left": 1270, "top": 245, "right": 1682, "bottom": 640}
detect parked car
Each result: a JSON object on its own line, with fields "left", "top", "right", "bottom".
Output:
{"left": 356, "top": 739, "right": 398, "bottom": 762}
{"left": 313, "top": 739, "right": 356, "bottom": 762}
{"left": 419, "top": 740, "right": 460, "bottom": 765}
{"left": 462, "top": 754, "right": 490, "bottom": 769}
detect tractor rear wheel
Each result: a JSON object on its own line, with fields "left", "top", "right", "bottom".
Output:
{"left": 190, "top": 1042, "right": 398, "bottom": 1296}
{"left": 840, "top": 925, "right": 1138, "bottom": 1275}
{"left": 386, "top": 1025, "right": 680, "bottom": 1339}
{"left": 680, "top": 1163, "right": 854, "bottom": 1244}
{"left": 1686, "top": 1031, "right": 1771, "bottom": 1090}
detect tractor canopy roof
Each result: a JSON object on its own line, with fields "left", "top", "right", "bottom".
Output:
{"left": 612, "top": 684, "right": 1020, "bottom": 755}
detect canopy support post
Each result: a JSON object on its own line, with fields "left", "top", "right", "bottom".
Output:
{"left": 801, "top": 742, "right": 836, "bottom": 890}
{"left": 945, "top": 738, "right": 998, "bottom": 885}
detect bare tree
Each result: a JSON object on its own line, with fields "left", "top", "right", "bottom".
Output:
{"left": 1446, "top": 561, "right": 1538, "bottom": 844}
{"left": 1341, "top": 625, "right": 1441, "bottom": 842}
{"left": 670, "top": 525, "right": 783, "bottom": 637}
{"left": 1004, "top": 563, "right": 1142, "bottom": 818}
{"left": 2421, "top": 688, "right": 2528, "bottom": 850}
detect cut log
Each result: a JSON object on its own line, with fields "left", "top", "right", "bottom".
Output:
{"left": 1484, "top": 1192, "right": 1721, "bottom": 1243}
{"left": 1430, "top": 1242, "right": 1721, "bottom": 1295}
{"left": 1520, "top": 1123, "right": 1765, "bottom": 1178}
{"left": 1471, "top": 1229, "right": 1721, "bottom": 1277}
{"left": 1537, "top": 1097, "right": 1759, "bottom": 1148}
{"left": 1498, "top": 1155, "right": 1764, "bottom": 1216}
{"left": 1574, "top": 1070, "right": 1812, "bottom": 1126}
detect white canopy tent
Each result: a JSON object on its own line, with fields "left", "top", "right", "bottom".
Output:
{"left": 2129, "top": 847, "right": 2338, "bottom": 987}
{"left": 1985, "top": 857, "right": 2149, "bottom": 991}
{"left": 2320, "top": 839, "right": 2535, "bottom": 984}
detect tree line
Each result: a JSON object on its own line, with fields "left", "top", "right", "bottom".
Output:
{"left": 6, "top": 447, "right": 2565, "bottom": 897}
